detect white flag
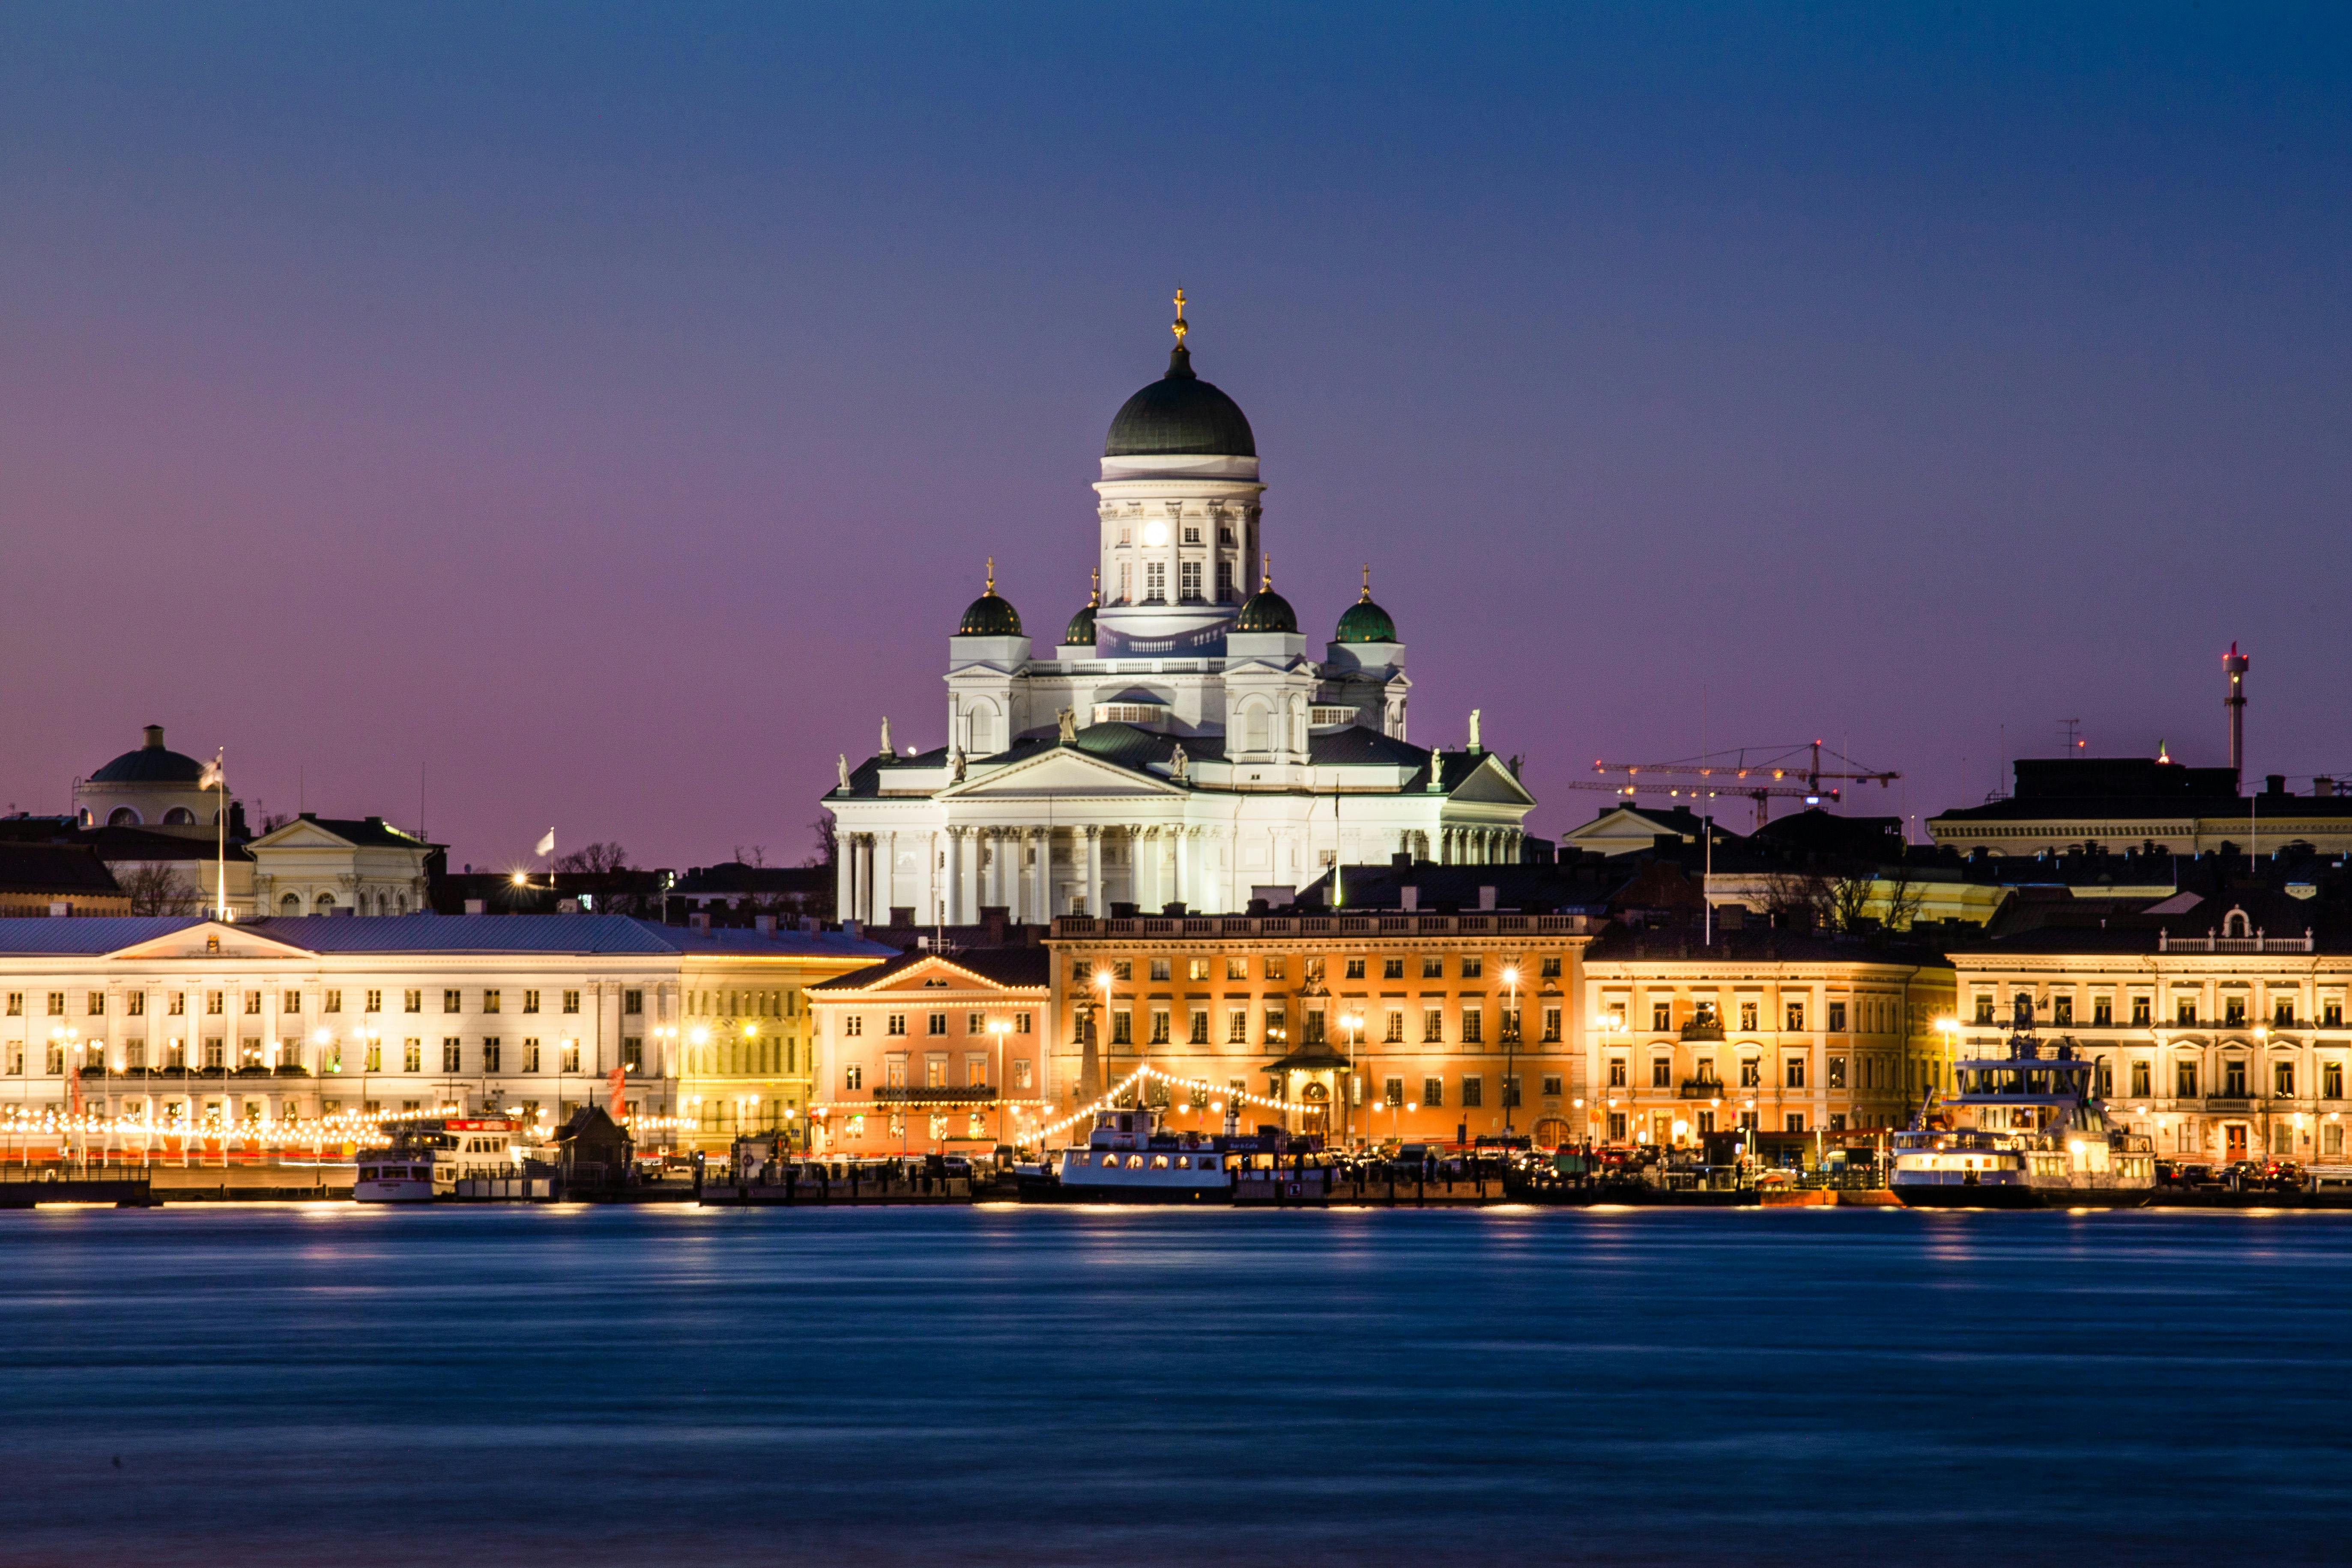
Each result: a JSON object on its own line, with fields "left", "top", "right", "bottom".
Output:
{"left": 535, "top": 828, "right": 556, "bottom": 859}
{"left": 197, "top": 752, "right": 225, "bottom": 791}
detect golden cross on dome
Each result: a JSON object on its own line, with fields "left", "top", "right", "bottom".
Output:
{"left": 1361, "top": 563, "right": 1372, "bottom": 601}
{"left": 985, "top": 556, "right": 996, "bottom": 594}
{"left": 1089, "top": 565, "right": 1100, "bottom": 606}
{"left": 1261, "top": 553, "right": 1272, "bottom": 591}
{"left": 1172, "top": 286, "right": 1188, "bottom": 346}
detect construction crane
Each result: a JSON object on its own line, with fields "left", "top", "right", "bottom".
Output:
{"left": 1582, "top": 741, "right": 1900, "bottom": 831}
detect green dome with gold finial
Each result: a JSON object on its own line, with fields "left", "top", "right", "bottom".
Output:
{"left": 1334, "top": 564, "right": 1397, "bottom": 643}
{"left": 1062, "top": 569, "right": 1100, "bottom": 646}
{"left": 1103, "top": 289, "right": 1256, "bottom": 459}
{"left": 956, "top": 558, "right": 1024, "bottom": 637}
{"left": 1232, "top": 557, "right": 1297, "bottom": 635}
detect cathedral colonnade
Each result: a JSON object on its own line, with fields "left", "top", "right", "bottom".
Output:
{"left": 841, "top": 824, "right": 1244, "bottom": 927}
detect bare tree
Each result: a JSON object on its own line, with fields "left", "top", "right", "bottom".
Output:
{"left": 1825, "top": 875, "right": 1877, "bottom": 933}
{"left": 1759, "top": 871, "right": 1833, "bottom": 927}
{"left": 116, "top": 863, "right": 201, "bottom": 917}
{"left": 804, "top": 815, "right": 837, "bottom": 869}
{"left": 552, "top": 841, "right": 631, "bottom": 875}
{"left": 732, "top": 843, "right": 768, "bottom": 868}
{"left": 1874, "top": 864, "right": 1928, "bottom": 933}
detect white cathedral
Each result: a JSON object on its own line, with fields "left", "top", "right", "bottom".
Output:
{"left": 826, "top": 296, "right": 1537, "bottom": 924}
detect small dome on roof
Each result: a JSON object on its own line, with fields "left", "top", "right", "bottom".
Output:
{"left": 90, "top": 725, "right": 205, "bottom": 784}
{"left": 1062, "top": 570, "right": 1100, "bottom": 646}
{"left": 956, "top": 559, "right": 1024, "bottom": 638}
{"left": 1232, "top": 559, "right": 1297, "bottom": 635}
{"left": 1334, "top": 566, "right": 1398, "bottom": 643}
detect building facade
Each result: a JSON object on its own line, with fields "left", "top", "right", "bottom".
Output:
{"left": 0, "top": 915, "right": 888, "bottom": 1150}
{"left": 672, "top": 926, "right": 890, "bottom": 1153}
{"left": 823, "top": 302, "right": 1536, "bottom": 925}
{"left": 1951, "top": 898, "right": 2352, "bottom": 1165}
{"left": 1580, "top": 929, "right": 1956, "bottom": 1147}
{"left": 807, "top": 947, "right": 1052, "bottom": 1157}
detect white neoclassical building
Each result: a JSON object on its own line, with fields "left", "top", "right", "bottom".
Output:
{"left": 825, "top": 298, "right": 1537, "bottom": 923}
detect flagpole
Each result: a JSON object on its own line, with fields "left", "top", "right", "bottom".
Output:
{"left": 214, "top": 750, "right": 230, "bottom": 921}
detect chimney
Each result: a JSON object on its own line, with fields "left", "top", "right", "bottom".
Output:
{"left": 1400, "top": 885, "right": 1419, "bottom": 913}
{"left": 2224, "top": 641, "right": 2249, "bottom": 788}
{"left": 2316, "top": 777, "right": 2337, "bottom": 798}
{"left": 142, "top": 725, "right": 165, "bottom": 750}
{"left": 1478, "top": 885, "right": 1498, "bottom": 912}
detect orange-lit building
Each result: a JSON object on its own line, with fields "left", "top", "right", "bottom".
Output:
{"left": 807, "top": 948, "right": 1051, "bottom": 1156}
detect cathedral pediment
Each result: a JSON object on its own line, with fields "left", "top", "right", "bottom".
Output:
{"left": 941, "top": 746, "right": 1185, "bottom": 800}
{"left": 1444, "top": 753, "right": 1538, "bottom": 806}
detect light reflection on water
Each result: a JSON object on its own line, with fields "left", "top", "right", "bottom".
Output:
{"left": 1, "top": 1206, "right": 2347, "bottom": 1567}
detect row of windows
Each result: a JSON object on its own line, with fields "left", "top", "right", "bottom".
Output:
{"left": 1608, "top": 1054, "right": 1900, "bottom": 1091}
{"left": 3, "top": 988, "right": 635, "bottom": 1018}
{"left": 1613, "top": 998, "right": 1893, "bottom": 1034}
{"left": 687, "top": 989, "right": 801, "bottom": 1019}
{"left": 1978, "top": 992, "right": 2350, "bottom": 1029}
{"left": 842, "top": 1011, "right": 1035, "bottom": 1039}
{"left": 1103, "top": 1004, "right": 1561, "bottom": 1047}
{"left": 840, "top": 1056, "right": 1037, "bottom": 1092}
{"left": 1088, "top": 956, "right": 1566, "bottom": 984}
{"left": 6, "top": 1034, "right": 641, "bottom": 1076}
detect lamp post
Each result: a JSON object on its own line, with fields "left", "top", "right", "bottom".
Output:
{"left": 1340, "top": 1009, "right": 1364, "bottom": 1148}
{"left": 987, "top": 1016, "right": 1012, "bottom": 1151}
{"left": 1502, "top": 965, "right": 1521, "bottom": 1137}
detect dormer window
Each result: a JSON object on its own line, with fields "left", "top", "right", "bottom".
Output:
{"left": 2224, "top": 909, "right": 2251, "bottom": 938}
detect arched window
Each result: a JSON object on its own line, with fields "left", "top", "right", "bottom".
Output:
{"left": 2225, "top": 909, "right": 2251, "bottom": 938}
{"left": 1243, "top": 702, "right": 1270, "bottom": 751}
{"left": 279, "top": 893, "right": 301, "bottom": 915}
{"left": 162, "top": 807, "right": 195, "bottom": 826}
{"left": 395, "top": 894, "right": 407, "bottom": 915}
{"left": 314, "top": 892, "right": 336, "bottom": 915}
{"left": 107, "top": 807, "right": 141, "bottom": 827}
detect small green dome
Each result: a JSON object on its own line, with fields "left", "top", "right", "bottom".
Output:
{"left": 1334, "top": 599, "right": 1395, "bottom": 643}
{"left": 1062, "top": 602, "right": 1097, "bottom": 646}
{"left": 1232, "top": 585, "right": 1297, "bottom": 635}
{"left": 956, "top": 559, "right": 1023, "bottom": 637}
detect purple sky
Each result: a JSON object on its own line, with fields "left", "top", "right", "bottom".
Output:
{"left": 4, "top": 4, "right": 2349, "bottom": 869}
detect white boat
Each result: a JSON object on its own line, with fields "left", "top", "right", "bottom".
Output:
{"left": 1021, "top": 1106, "right": 1236, "bottom": 1203}
{"left": 1892, "top": 1002, "right": 2155, "bottom": 1210}
{"left": 354, "top": 1117, "right": 528, "bottom": 1204}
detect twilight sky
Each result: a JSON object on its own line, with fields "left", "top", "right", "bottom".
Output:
{"left": 3, "top": 3, "right": 2349, "bottom": 870}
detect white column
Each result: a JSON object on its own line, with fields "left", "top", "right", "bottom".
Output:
{"left": 944, "top": 829, "right": 963, "bottom": 926}
{"left": 1173, "top": 826, "right": 1192, "bottom": 912}
{"left": 879, "top": 831, "right": 898, "bottom": 921}
{"left": 1084, "top": 827, "right": 1103, "bottom": 917}
{"left": 1031, "top": 830, "right": 1049, "bottom": 920}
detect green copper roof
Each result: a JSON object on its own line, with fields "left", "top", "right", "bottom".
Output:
{"left": 1104, "top": 346, "right": 1256, "bottom": 458}
{"left": 1232, "top": 585, "right": 1297, "bottom": 635}
{"left": 1334, "top": 597, "right": 1397, "bottom": 644}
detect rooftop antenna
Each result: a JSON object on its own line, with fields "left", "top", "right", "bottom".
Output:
{"left": 2058, "top": 718, "right": 2082, "bottom": 751}
{"left": 2224, "top": 641, "right": 2249, "bottom": 789}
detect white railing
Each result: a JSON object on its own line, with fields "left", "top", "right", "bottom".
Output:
{"left": 2159, "top": 929, "right": 2313, "bottom": 953}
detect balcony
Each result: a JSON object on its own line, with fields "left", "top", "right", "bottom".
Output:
{"left": 1679, "top": 1020, "right": 1725, "bottom": 1042}
{"left": 872, "top": 1085, "right": 995, "bottom": 1105}
{"left": 1677, "top": 1078, "right": 1729, "bottom": 1100}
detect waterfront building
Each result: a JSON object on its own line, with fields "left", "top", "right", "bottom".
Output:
{"left": 1930, "top": 758, "right": 2352, "bottom": 859}
{"left": 822, "top": 298, "right": 1536, "bottom": 926}
{"left": 1041, "top": 907, "right": 1600, "bottom": 1150}
{"left": 1579, "top": 927, "right": 1956, "bottom": 1147}
{"left": 807, "top": 947, "right": 1051, "bottom": 1156}
{"left": 672, "top": 924, "right": 891, "bottom": 1153}
{"left": 1949, "top": 887, "right": 2352, "bottom": 1165}
{"left": 0, "top": 915, "right": 888, "bottom": 1147}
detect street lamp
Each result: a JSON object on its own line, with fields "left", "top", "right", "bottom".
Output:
{"left": 987, "top": 1016, "right": 1012, "bottom": 1150}
{"left": 1502, "top": 965, "right": 1521, "bottom": 1136}
{"left": 1340, "top": 1009, "right": 1364, "bottom": 1147}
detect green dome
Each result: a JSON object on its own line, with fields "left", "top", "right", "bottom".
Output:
{"left": 1232, "top": 585, "right": 1297, "bottom": 635}
{"left": 956, "top": 560, "right": 1023, "bottom": 637}
{"left": 1335, "top": 572, "right": 1398, "bottom": 644}
{"left": 1105, "top": 346, "right": 1255, "bottom": 458}
{"left": 1062, "top": 571, "right": 1101, "bottom": 646}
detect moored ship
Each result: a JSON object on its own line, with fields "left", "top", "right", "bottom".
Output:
{"left": 1017, "top": 1104, "right": 1324, "bottom": 1203}
{"left": 1892, "top": 1001, "right": 2155, "bottom": 1210}
{"left": 355, "top": 1117, "right": 529, "bottom": 1203}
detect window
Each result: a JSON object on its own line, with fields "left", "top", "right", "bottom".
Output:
{"left": 927, "top": 1012, "right": 947, "bottom": 1036}
{"left": 1785, "top": 1113, "right": 1806, "bottom": 1134}
{"left": 1422, "top": 1007, "right": 1443, "bottom": 1043}
{"left": 1262, "top": 958, "right": 1283, "bottom": 981}
{"left": 483, "top": 1039, "right": 502, "bottom": 1072}
{"left": 2176, "top": 996, "right": 2197, "bottom": 1026}
{"left": 1501, "top": 1075, "right": 1521, "bottom": 1108}
{"left": 1112, "top": 960, "right": 1133, "bottom": 981}
{"left": 2324, "top": 1061, "right": 2344, "bottom": 1099}
{"left": 1189, "top": 1010, "right": 1209, "bottom": 1045}
{"left": 1608, "top": 1058, "right": 1627, "bottom": 1087}
{"left": 324, "top": 989, "right": 344, "bottom": 1014}
{"left": 205, "top": 991, "right": 223, "bottom": 1015}
{"left": 1650, "top": 1058, "right": 1671, "bottom": 1089}
{"left": 444, "top": 989, "right": 462, "bottom": 1014}
{"left": 168, "top": 992, "right": 184, "bottom": 1015}
{"left": 622, "top": 1037, "right": 643, "bottom": 1072}
{"left": 623, "top": 990, "right": 643, "bottom": 1015}
{"left": 1785, "top": 1002, "right": 1805, "bottom": 1031}
{"left": 2126, "top": 995, "right": 2149, "bottom": 1027}
{"left": 1179, "top": 560, "right": 1202, "bottom": 601}
{"left": 1540, "top": 956, "right": 1562, "bottom": 980}
{"left": 2224, "top": 1058, "right": 2247, "bottom": 1096}
{"left": 523, "top": 990, "right": 541, "bottom": 1015}
{"left": 1461, "top": 957, "right": 1483, "bottom": 979}
{"left": 967, "top": 1012, "right": 986, "bottom": 1035}
{"left": 1228, "top": 1009, "right": 1248, "bottom": 1044}
{"left": 2223, "top": 996, "right": 2247, "bottom": 1026}
{"left": 1423, "top": 1076, "right": 1444, "bottom": 1108}
{"left": 1422, "top": 956, "right": 1443, "bottom": 979}
{"left": 1739, "top": 1057, "right": 1760, "bottom": 1088}
{"left": 1216, "top": 560, "right": 1234, "bottom": 600}
{"left": 886, "top": 1014, "right": 906, "bottom": 1037}
{"left": 1013, "top": 1057, "right": 1033, "bottom": 1089}
{"left": 1462, "top": 1009, "right": 1483, "bottom": 1045}
{"left": 481, "top": 990, "right": 504, "bottom": 1014}
{"left": 1975, "top": 995, "right": 1996, "bottom": 1025}
{"left": 2176, "top": 1060, "right": 2197, "bottom": 1098}
{"left": 1541, "top": 1007, "right": 1562, "bottom": 1044}
{"left": 1383, "top": 958, "right": 1405, "bottom": 980}
{"left": 1541, "top": 1074, "right": 1563, "bottom": 1098}
{"left": 1344, "top": 958, "right": 1366, "bottom": 980}
{"left": 1226, "top": 957, "right": 1248, "bottom": 981}
{"left": 126, "top": 992, "right": 145, "bottom": 1017}
{"left": 562, "top": 1043, "right": 581, "bottom": 1073}
{"left": 2271, "top": 997, "right": 2296, "bottom": 1027}
{"left": 1829, "top": 1001, "right": 1849, "bottom": 1032}
{"left": 2131, "top": 1060, "right": 2151, "bottom": 1096}
{"left": 2092, "top": 996, "right": 2112, "bottom": 1027}
{"left": 844, "top": 1064, "right": 863, "bottom": 1091}
{"left": 1739, "top": 1001, "right": 1758, "bottom": 1031}
{"left": 2051, "top": 997, "right": 2071, "bottom": 1027}
{"left": 1149, "top": 959, "right": 1171, "bottom": 982}
{"left": 1264, "top": 1008, "right": 1285, "bottom": 1042}
{"left": 1651, "top": 1002, "right": 1671, "bottom": 1030}
{"left": 2, "top": 994, "right": 16, "bottom": 1018}
{"left": 243, "top": 992, "right": 261, "bottom": 1015}
{"left": 1827, "top": 1057, "right": 1847, "bottom": 1090}
{"left": 1144, "top": 560, "right": 1166, "bottom": 601}
{"left": 1785, "top": 1057, "right": 1807, "bottom": 1089}
{"left": 843, "top": 1015, "right": 864, "bottom": 1037}
{"left": 2274, "top": 1060, "right": 2295, "bottom": 1097}
{"left": 1460, "top": 1076, "right": 1483, "bottom": 1108}
{"left": 1112, "top": 1010, "right": 1133, "bottom": 1046}
{"left": 1150, "top": 1009, "right": 1171, "bottom": 1045}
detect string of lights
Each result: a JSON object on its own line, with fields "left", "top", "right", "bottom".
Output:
{"left": 1019, "top": 1064, "right": 1315, "bottom": 1144}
